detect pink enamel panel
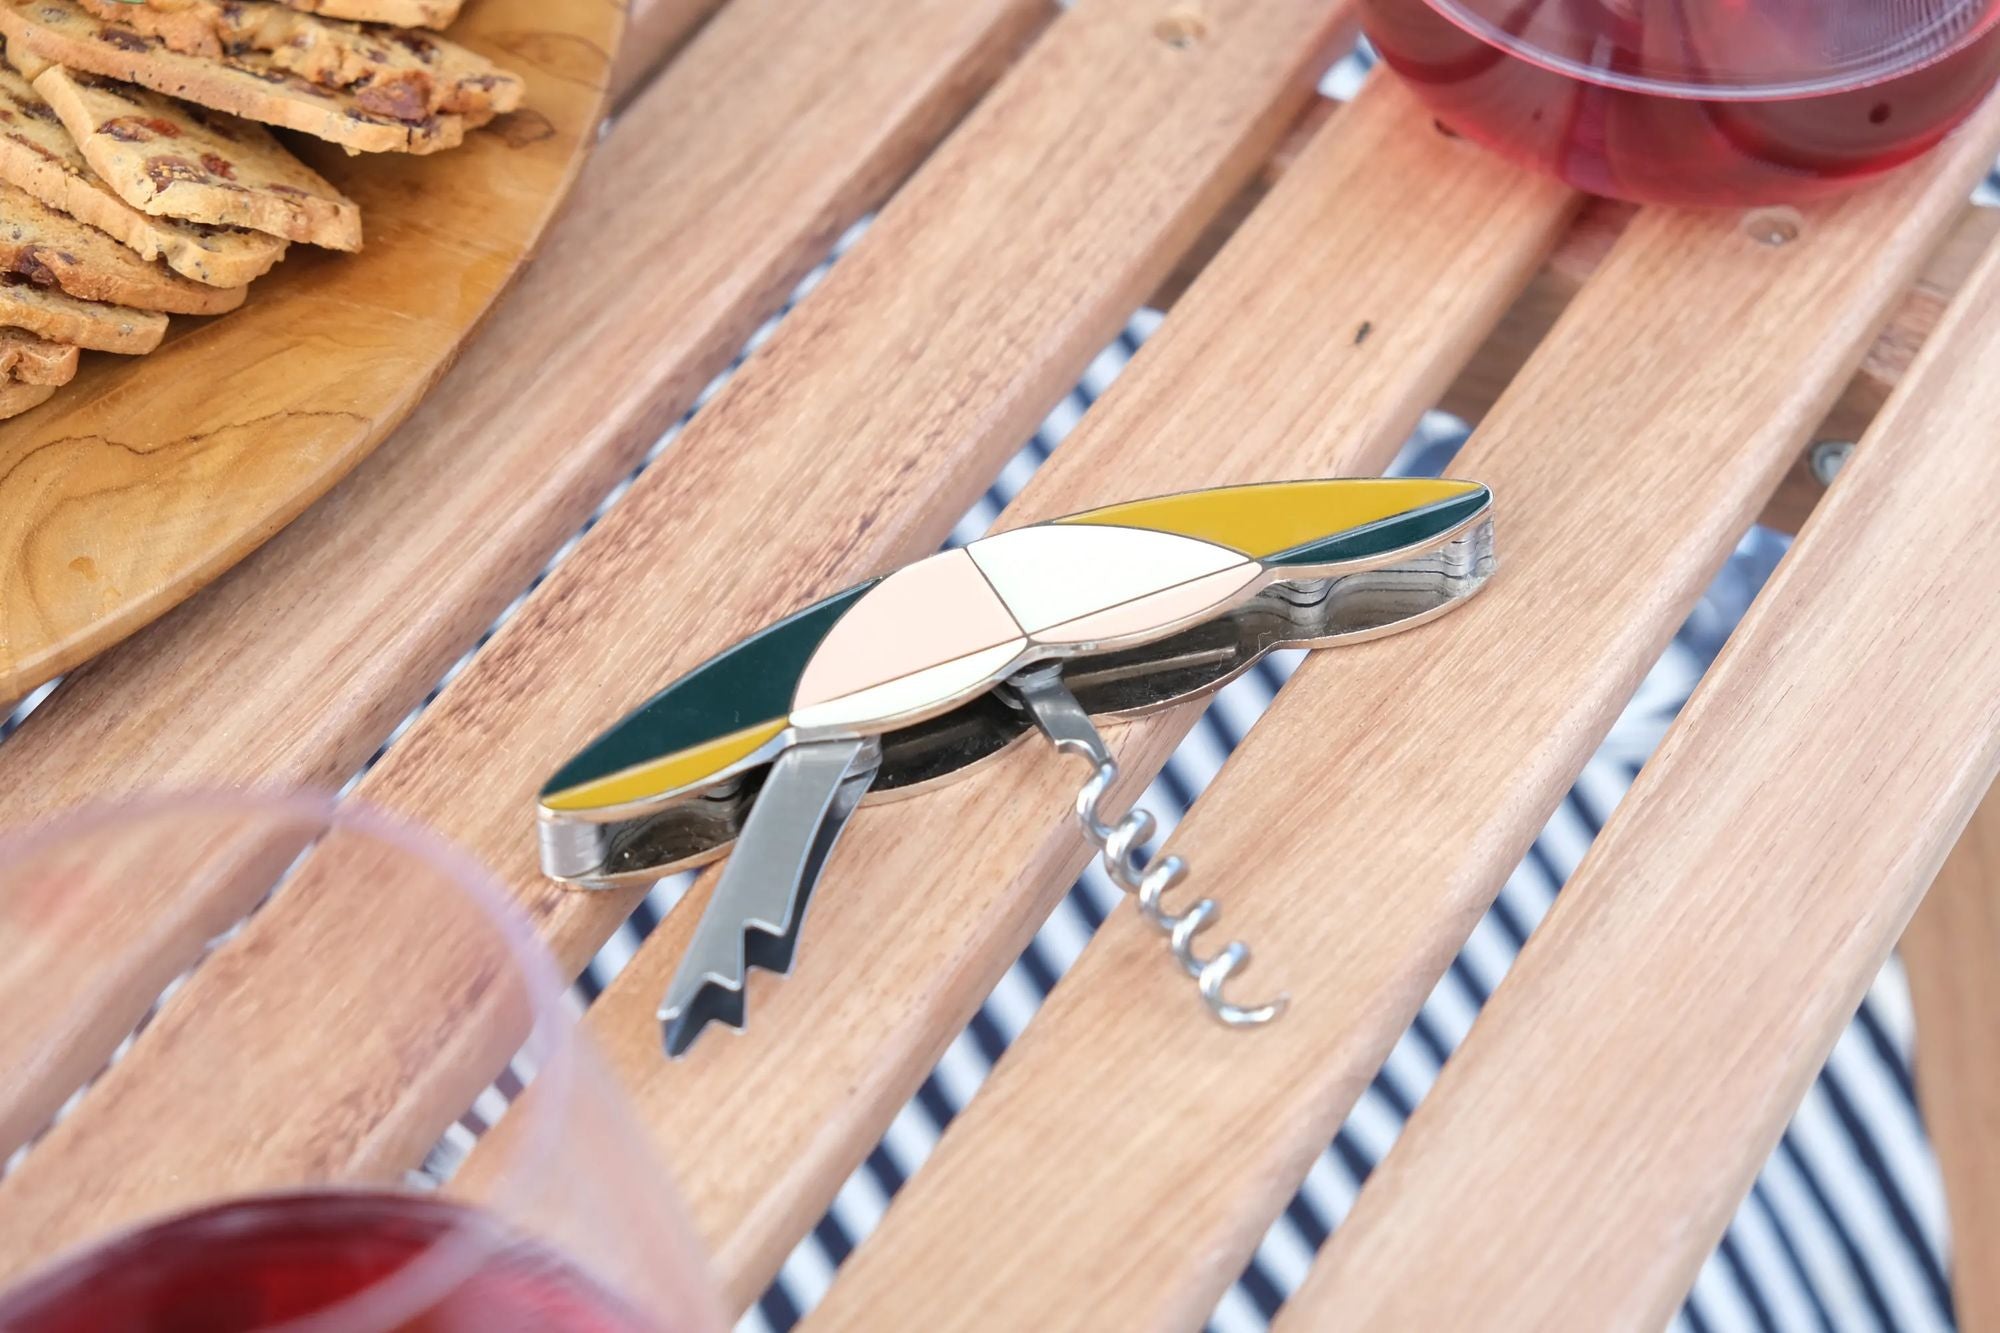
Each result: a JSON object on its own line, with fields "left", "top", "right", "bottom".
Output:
{"left": 789, "top": 639, "right": 1029, "bottom": 732}
{"left": 792, "top": 549, "right": 1021, "bottom": 712}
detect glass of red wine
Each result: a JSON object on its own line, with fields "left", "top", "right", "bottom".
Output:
{"left": 0, "top": 793, "right": 727, "bottom": 1333}
{"left": 1361, "top": 0, "right": 2000, "bottom": 204}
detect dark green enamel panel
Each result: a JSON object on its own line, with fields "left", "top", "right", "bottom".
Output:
{"left": 541, "top": 579, "right": 879, "bottom": 798}
{"left": 1265, "top": 488, "right": 1490, "bottom": 568}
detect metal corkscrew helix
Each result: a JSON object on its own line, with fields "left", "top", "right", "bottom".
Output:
{"left": 1006, "top": 664, "right": 1286, "bottom": 1027}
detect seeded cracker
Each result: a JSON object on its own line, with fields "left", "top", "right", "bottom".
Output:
{"left": 0, "top": 56, "right": 286, "bottom": 286}
{"left": 73, "top": 0, "right": 521, "bottom": 125}
{"left": 300, "top": 0, "right": 464, "bottom": 25}
{"left": 0, "top": 178, "right": 245, "bottom": 312}
{"left": 0, "top": 0, "right": 467, "bottom": 154}
{"left": 0, "top": 325, "right": 76, "bottom": 384}
{"left": 79, "top": 0, "right": 466, "bottom": 31}
{"left": 35, "top": 65, "right": 362, "bottom": 250}
{"left": 0, "top": 275, "right": 162, "bottom": 352}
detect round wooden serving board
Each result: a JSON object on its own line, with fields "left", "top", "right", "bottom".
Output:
{"left": 0, "top": 0, "right": 623, "bottom": 701}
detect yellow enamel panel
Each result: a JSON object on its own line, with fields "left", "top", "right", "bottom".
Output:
{"left": 541, "top": 718, "right": 787, "bottom": 813}
{"left": 1060, "top": 478, "right": 1486, "bottom": 559}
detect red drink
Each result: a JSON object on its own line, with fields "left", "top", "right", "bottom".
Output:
{"left": 1362, "top": 0, "right": 2000, "bottom": 204}
{"left": 0, "top": 1192, "right": 658, "bottom": 1332}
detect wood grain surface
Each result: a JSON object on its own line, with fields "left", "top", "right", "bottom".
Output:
{"left": 799, "top": 99, "right": 2000, "bottom": 1333}
{"left": 0, "top": 0, "right": 624, "bottom": 700}
{"left": 1757, "top": 204, "right": 1999, "bottom": 534}
{"left": 611, "top": 0, "right": 729, "bottom": 105}
{"left": 0, "top": 0, "right": 1050, "bottom": 1226}
{"left": 1444, "top": 202, "right": 2000, "bottom": 535}
{"left": 1286, "top": 228, "right": 2000, "bottom": 1333}
{"left": 0, "top": 0, "right": 1350, "bottom": 1287}
{"left": 1905, "top": 782, "right": 2000, "bottom": 1331}
{"left": 0, "top": 820, "right": 316, "bottom": 1159}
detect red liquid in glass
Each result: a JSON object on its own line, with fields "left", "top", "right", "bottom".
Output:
{"left": 0, "top": 1192, "right": 658, "bottom": 1333}
{"left": 1361, "top": 0, "right": 2000, "bottom": 204}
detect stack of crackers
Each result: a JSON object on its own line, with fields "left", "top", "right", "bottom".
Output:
{"left": 0, "top": 0, "right": 524, "bottom": 420}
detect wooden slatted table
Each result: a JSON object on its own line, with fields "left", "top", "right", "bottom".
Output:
{"left": 4, "top": 0, "right": 1999, "bottom": 1325}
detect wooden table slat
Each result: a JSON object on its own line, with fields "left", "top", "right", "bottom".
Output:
{"left": 0, "top": 0, "right": 1353, "bottom": 1285}
{"left": 0, "top": 0, "right": 1048, "bottom": 1223}
{"left": 1757, "top": 202, "right": 1998, "bottom": 534}
{"left": 1281, "top": 227, "right": 2000, "bottom": 1332}
{"left": 797, "top": 98, "right": 2000, "bottom": 1333}
{"left": 1904, "top": 781, "right": 2000, "bottom": 1329}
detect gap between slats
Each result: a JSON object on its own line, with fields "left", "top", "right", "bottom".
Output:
{"left": 1427, "top": 194, "right": 1997, "bottom": 540}
{"left": 796, "top": 89, "right": 2000, "bottom": 1333}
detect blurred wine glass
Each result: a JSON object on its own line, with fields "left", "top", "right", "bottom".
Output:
{"left": 1362, "top": 0, "right": 2000, "bottom": 203}
{"left": 0, "top": 793, "right": 726, "bottom": 1332}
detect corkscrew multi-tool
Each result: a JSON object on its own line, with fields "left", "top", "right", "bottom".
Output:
{"left": 538, "top": 478, "right": 1496, "bottom": 1057}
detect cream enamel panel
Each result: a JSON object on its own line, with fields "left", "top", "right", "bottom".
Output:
{"left": 967, "top": 525, "right": 1245, "bottom": 634}
{"left": 1035, "top": 564, "right": 1265, "bottom": 648}
{"left": 790, "top": 639, "right": 1029, "bottom": 732}
{"left": 793, "top": 550, "right": 1020, "bottom": 711}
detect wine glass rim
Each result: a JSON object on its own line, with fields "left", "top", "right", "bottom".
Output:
{"left": 0, "top": 788, "right": 589, "bottom": 1333}
{"left": 1415, "top": 0, "right": 2000, "bottom": 100}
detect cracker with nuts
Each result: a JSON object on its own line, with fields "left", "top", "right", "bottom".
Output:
{"left": 34, "top": 65, "right": 362, "bottom": 251}
{"left": 0, "top": 325, "right": 76, "bottom": 384}
{"left": 0, "top": 178, "right": 246, "bottom": 312}
{"left": 0, "top": 275, "right": 165, "bottom": 352}
{"left": 74, "top": 0, "right": 520, "bottom": 124}
{"left": 295, "top": 0, "right": 465, "bottom": 25}
{"left": 0, "top": 55, "right": 287, "bottom": 285}
{"left": 1, "top": 0, "right": 468, "bottom": 154}
{"left": 87, "top": 0, "right": 467, "bottom": 30}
